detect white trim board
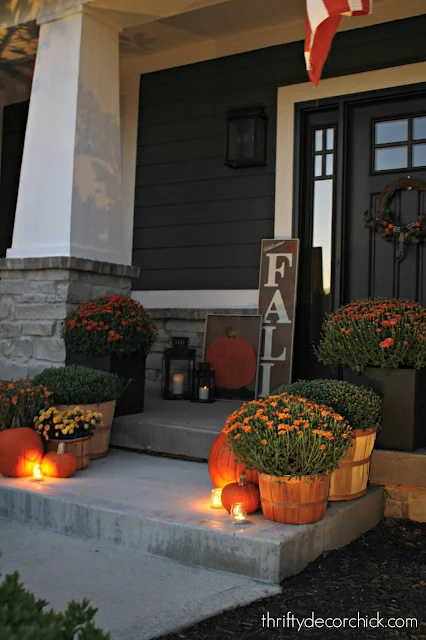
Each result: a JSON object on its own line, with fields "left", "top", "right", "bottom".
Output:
{"left": 274, "top": 62, "right": 426, "bottom": 238}
{"left": 131, "top": 289, "right": 258, "bottom": 309}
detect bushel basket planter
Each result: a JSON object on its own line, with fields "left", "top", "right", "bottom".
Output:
{"left": 55, "top": 400, "right": 116, "bottom": 460}
{"left": 66, "top": 352, "right": 146, "bottom": 416}
{"left": 329, "top": 427, "right": 377, "bottom": 501}
{"left": 258, "top": 473, "right": 330, "bottom": 524}
{"left": 343, "top": 367, "right": 426, "bottom": 451}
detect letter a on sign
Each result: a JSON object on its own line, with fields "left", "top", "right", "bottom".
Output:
{"left": 257, "top": 239, "right": 299, "bottom": 397}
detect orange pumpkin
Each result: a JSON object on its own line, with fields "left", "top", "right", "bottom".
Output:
{"left": 205, "top": 328, "right": 256, "bottom": 389}
{"left": 208, "top": 432, "right": 258, "bottom": 489}
{"left": 221, "top": 474, "right": 260, "bottom": 514}
{"left": 0, "top": 427, "right": 44, "bottom": 477}
{"left": 41, "top": 443, "right": 78, "bottom": 478}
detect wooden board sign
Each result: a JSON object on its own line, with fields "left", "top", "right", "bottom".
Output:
{"left": 257, "top": 239, "right": 299, "bottom": 397}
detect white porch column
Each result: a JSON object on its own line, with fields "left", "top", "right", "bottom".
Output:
{"left": 8, "top": 7, "right": 129, "bottom": 265}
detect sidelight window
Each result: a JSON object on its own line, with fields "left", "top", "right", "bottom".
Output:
{"left": 373, "top": 115, "right": 426, "bottom": 172}
{"left": 312, "top": 127, "right": 335, "bottom": 298}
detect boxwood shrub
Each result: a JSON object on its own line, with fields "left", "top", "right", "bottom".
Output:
{"left": 33, "top": 365, "right": 126, "bottom": 406}
{"left": 0, "top": 569, "right": 110, "bottom": 639}
{"left": 274, "top": 379, "right": 382, "bottom": 431}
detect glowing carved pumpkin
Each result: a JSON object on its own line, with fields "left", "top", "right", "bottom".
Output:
{"left": 205, "top": 328, "right": 256, "bottom": 389}
{"left": 221, "top": 474, "right": 260, "bottom": 513}
{"left": 41, "top": 443, "right": 78, "bottom": 478}
{"left": 208, "top": 432, "right": 258, "bottom": 489}
{"left": 0, "top": 428, "right": 44, "bottom": 477}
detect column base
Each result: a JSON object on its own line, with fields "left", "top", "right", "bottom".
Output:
{"left": 0, "top": 257, "right": 140, "bottom": 380}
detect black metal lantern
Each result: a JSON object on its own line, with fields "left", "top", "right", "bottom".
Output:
{"left": 224, "top": 106, "right": 268, "bottom": 168}
{"left": 162, "top": 337, "right": 196, "bottom": 400}
{"left": 191, "top": 362, "right": 216, "bottom": 404}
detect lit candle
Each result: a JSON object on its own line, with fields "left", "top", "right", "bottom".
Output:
{"left": 199, "top": 385, "right": 209, "bottom": 401}
{"left": 33, "top": 464, "right": 43, "bottom": 482}
{"left": 172, "top": 373, "right": 184, "bottom": 395}
{"left": 230, "top": 502, "right": 247, "bottom": 524}
{"left": 210, "top": 488, "right": 223, "bottom": 509}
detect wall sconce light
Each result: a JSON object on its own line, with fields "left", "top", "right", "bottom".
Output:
{"left": 225, "top": 106, "right": 268, "bottom": 169}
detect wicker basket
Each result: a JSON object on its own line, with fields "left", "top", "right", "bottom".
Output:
{"left": 45, "top": 436, "right": 90, "bottom": 470}
{"left": 55, "top": 401, "right": 116, "bottom": 460}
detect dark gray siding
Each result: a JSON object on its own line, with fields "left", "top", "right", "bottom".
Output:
{"left": 133, "top": 15, "right": 426, "bottom": 291}
{"left": 0, "top": 101, "right": 28, "bottom": 257}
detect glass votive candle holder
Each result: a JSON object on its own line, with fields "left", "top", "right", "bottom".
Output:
{"left": 230, "top": 502, "right": 247, "bottom": 524}
{"left": 210, "top": 488, "right": 223, "bottom": 509}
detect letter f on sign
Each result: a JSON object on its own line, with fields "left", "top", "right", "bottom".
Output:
{"left": 265, "top": 253, "right": 293, "bottom": 287}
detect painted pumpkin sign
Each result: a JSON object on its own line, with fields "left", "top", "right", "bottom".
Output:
{"left": 204, "top": 315, "right": 262, "bottom": 400}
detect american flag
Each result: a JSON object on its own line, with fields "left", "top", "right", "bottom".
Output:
{"left": 305, "top": 0, "right": 373, "bottom": 85}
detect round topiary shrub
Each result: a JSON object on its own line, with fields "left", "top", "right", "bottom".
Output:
{"left": 274, "top": 379, "right": 382, "bottom": 431}
{"left": 33, "top": 365, "right": 125, "bottom": 406}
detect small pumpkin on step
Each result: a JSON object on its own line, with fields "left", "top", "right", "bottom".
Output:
{"left": 221, "top": 474, "right": 260, "bottom": 514}
{"left": 41, "top": 443, "right": 78, "bottom": 478}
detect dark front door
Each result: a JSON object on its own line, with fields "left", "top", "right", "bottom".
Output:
{"left": 293, "top": 86, "right": 426, "bottom": 382}
{"left": 345, "top": 92, "right": 426, "bottom": 303}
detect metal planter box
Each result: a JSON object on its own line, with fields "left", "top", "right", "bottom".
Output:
{"left": 343, "top": 367, "right": 426, "bottom": 452}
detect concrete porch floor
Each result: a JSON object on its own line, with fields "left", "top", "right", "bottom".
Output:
{"left": 111, "top": 390, "right": 241, "bottom": 459}
{"left": 0, "top": 450, "right": 384, "bottom": 584}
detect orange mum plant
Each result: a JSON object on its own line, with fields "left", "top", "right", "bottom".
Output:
{"left": 223, "top": 393, "right": 352, "bottom": 478}
{"left": 316, "top": 298, "right": 426, "bottom": 374}
{"left": 0, "top": 379, "right": 52, "bottom": 431}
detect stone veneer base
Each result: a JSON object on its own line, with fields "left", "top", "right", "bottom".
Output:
{"left": 0, "top": 257, "right": 139, "bottom": 380}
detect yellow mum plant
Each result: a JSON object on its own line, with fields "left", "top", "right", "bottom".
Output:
{"left": 223, "top": 393, "right": 352, "bottom": 478}
{"left": 34, "top": 407, "right": 103, "bottom": 441}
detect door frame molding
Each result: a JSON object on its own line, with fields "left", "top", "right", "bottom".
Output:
{"left": 294, "top": 80, "right": 426, "bottom": 310}
{"left": 275, "top": 61, "right": 426, "bottom": 241}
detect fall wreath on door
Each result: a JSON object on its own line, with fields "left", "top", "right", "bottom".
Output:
{"left": 363, "top": 177, "right": 426, "bottom": 262}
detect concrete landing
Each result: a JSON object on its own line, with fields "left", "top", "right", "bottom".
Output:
{"left": 111, "top": 391, "right": 240, "bottom": 459}
{"left": 0, "top": 519, "right": 280, "bottom": 640}
{"left": 0, "top": 450, "right": 384, "bottom": 584}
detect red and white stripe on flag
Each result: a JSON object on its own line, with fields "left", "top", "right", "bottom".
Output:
{"left": 305, "top": 0, "right": 372, "bottom": 85}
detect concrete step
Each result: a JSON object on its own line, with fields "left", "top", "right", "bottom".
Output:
{"left": 0, "top": 519, "right": 280, "bottom": 640}
{"left": 0, "top": 450, "right": 384, "bottom": 584}
{"left": 111, "top": 391, "right": 240, "bottom": 459}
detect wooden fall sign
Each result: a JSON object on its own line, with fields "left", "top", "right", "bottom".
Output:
{"left": 257, "top": 239, "right": 299, "bottom": 397}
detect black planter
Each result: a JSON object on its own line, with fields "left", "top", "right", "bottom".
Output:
{"left": 342, "top": 366, "right": 426, "bottom": 452}
{"left": 66, "top": 352, "right": 146, "bottom": 416}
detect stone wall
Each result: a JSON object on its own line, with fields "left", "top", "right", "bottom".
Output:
{"left": 146, "top": 308, "right": 258, "bottom": 390}
{"left": 0, "top": 257, "right": 139, "bottom": 379}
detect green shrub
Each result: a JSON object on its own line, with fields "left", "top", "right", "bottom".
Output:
{"left": 33, "top": 366, "right": 126, "bottom": 405}
{"left": 274, "top": 379, "right": 382, "bottom": 431}
{"left": 0, "top": 570, "right": 110, "bottom": 640}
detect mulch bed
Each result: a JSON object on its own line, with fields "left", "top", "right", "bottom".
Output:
{"left": 160, "top": 519, "right": 426, "bottom": 639}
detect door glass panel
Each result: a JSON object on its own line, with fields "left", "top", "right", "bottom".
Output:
{"left": 314, "top": 155, "right": 322, "bottom": 177}
{"left": 326, "top": 128, "right": 334, "bottom": 150}
{"left": 325, "top": 153, "right": 333, "bottom": 176}
{"left": 315, "top": 130, "right": 323, "bottom": 152}
{"left": 413, "top": 144, "right": 426, "bottom": 167}
{"left": 312, "top": 179, "right": 333, "bottom": 299}
{"left": 375, "top": 146, "right": 408, "bottom": 171}
{"left": 375, "top": 119, "right": 408, "bottom": 144}
{"left": 413, "top": 117, "right": 426, "bottom": 140}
